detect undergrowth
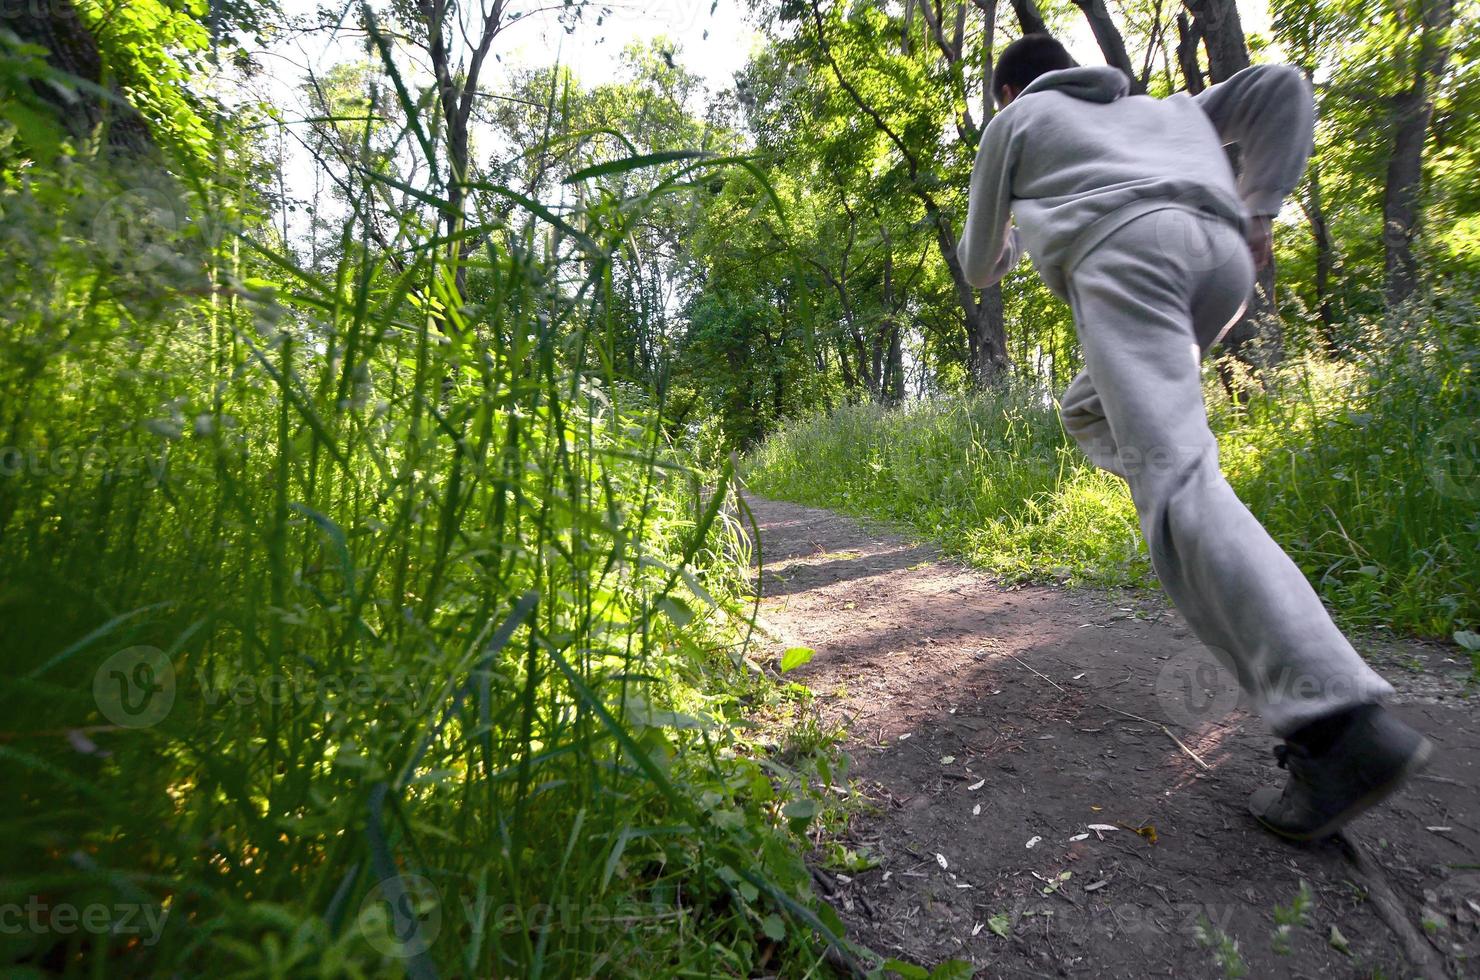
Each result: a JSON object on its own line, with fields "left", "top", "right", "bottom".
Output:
{"left": 746, "top": 297, "right": 1478, "bottom": 645}
{"left": 0, "top": 52, "right": 861, "bottom": 980}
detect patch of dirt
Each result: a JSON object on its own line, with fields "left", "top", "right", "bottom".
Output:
{"left": 747, "top": 494, "right": 1480, "bottom": 979}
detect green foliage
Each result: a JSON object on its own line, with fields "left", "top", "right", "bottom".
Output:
{"left": 882, "top": 956, "right": 978, "bottom": 979}
{"left": 781, "top": 646, "right": 817, "bottom": 672}
{"left": 746, "top": 383, "right": 1148, "bottom": 589}
{"left": 747, "top": 300, "right": 1480, "bottom": 638}
{"left": 1271, "top": 880, "right": 1315, "bottom": 955}
{"left": 0, "top": 24, "right": 858, "bottom": 980}
{"left": 1194, "top": 915, "right": 1249, "bottom": 979}
{"left": 73, "top": 0, "right": 217, "bottom": 164}
{"left": 1214, "top": 293, "right": 1479, "bottom": 638}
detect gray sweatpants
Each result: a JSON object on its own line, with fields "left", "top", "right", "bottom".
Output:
{"left": 1058, "top": 208, "right": 1392, "bottom": 736}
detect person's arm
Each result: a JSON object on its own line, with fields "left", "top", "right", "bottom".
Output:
{"left": 1193, "top": 64, "right": 1315, "bottom": 221}
{"left": 957, "top": 113, "right": 1022, "bottom": 288}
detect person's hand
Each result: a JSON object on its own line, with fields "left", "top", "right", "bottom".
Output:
{"left": 1246, "top": 215, "right": 1273, "bottom": 270}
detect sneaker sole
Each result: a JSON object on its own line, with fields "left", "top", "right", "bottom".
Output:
{"left": 1253, "top": 736, "right": 1434, "bottom": 843}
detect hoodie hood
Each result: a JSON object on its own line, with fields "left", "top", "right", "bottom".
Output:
{"left": 1018, "top": 65, "right": 1130, "bottom": 104}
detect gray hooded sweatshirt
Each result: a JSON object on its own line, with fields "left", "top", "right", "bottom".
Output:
{"left": 958, "top": 63, "right": 1314, "bottom": 300}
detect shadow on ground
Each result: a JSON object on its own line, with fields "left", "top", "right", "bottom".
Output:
{"left": 748, "top": 493, "right": 1480, "bottom": 979}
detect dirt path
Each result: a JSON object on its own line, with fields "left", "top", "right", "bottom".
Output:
{"left": 747, "top": 494, "right": 1480, "bottom": 979}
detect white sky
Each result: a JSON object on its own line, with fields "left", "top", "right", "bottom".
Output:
{"left": 244, "top": 0, "right": 762, "bottom": 245}
{"left": 243, "top": 0, "right": 1274, "bottom": 247}
{"left": 254, "top": 1, "right": 1273, "bottom": 122}
{"left": 259, "top": 0, "right": 762, "bottom": 105}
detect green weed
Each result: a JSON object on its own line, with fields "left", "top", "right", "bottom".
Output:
{"left": 747, "top": 300, "right": 1479, "bottom": 641}
{"left": 1271, "top": 880, "right": 1315, "bottom": 955}
{"left": 0, "top": 92, "right": 849, "bottom": 980}
{"left": 1194, "top": 915, "right": 1249, "bottom": 978}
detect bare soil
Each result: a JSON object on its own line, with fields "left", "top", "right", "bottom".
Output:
{"left": 746, "top": 494, "right": 1480, "bottom": 979}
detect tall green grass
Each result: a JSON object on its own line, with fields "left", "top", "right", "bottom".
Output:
{"left": 0, "top": 82, "right": 850, "bottom": 980}
{"left": 747, "top": 299, "right": 1478, "bottom": 642}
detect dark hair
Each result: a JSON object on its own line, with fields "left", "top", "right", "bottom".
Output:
{"left": 993, "top": 34, "right": 1075, "bottom": 104}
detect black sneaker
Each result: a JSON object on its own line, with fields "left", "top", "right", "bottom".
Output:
{"left": 1249, "top": 705, "right": 1433, "bottom": 842}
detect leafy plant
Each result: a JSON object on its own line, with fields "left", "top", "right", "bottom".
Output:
{"left": 1272, "top": 880, "right": 1315, "bottom": 955}
{"left": 1194, "top": 915, "right": 1249, "bottom": 979}
{"left": 0, "top": 16, "right": 857, "bottom": 977}
{"left": 747, "top": 311, "right": 1480, "bottom": 640}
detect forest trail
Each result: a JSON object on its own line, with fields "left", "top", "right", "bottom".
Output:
{"left": 746, "top": 494, "right": 1480, "bottom": 979}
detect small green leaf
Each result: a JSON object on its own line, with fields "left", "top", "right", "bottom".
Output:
{"left": 817, "top": 900, "right": 846, "bottom": 938}
{"left": 761, "top": 912, "right": 786, "bottom": 942}
{"left": 928, "top": 960, "right": 977, "bottom": 980}
{"left": 1453, "top": 630, "right": 1480, "bottom": 652}
{"left": 987, "top": 913, "right": 1011, "bottom": 938}
{"left": 882, "top": 960, "right": 930, "bottom": 980}
{"left": 7, "top": 101, "right": 63, "bottom": 160}
{"left": 563, "top": 149, "right": 713, "bottom": 183}
{"left": 655, "top": 595, "right": 693, "bottom": 627}
{"left": 781, "top": 797, "right": 818, "bottom": 833}
{"left": 780, "top": 646, "right": 815, "bottom": 672}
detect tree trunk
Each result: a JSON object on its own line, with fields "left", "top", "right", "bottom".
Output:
{"left": 808, "top": 0, "right": 1009, "bottom": 386}
{"left": 1182, "top": 0, "right": 1282, "bottom": 376}
{"left": 1071, "top": 0, "right": 1144, "bottom": 93}
{"left": 415, "top": 0, "right": 504, "bottom": 304}
{"left": 1004, "top": 0, "right": 1051, "bottom": 37}
{"left": 1175, "top": 12, "right": 1206, "bottom": 94}
{"left": 1383, "top": 0, "right": 1455, "bottom": 308}
{"left": 1182, "top": 0, "right": 1249, "bottom": 82}
{"left": 7, "top": 0, "right": 157, "bottom": 158}
{"left": 876, "top": 223, "right": 912, "bottom": 405}
{"left": 1303, "top": 151, "right": 1339, "bottom": 350}
{"left": 970, "top": 283, "right": 1009, "bottom": 384}
{"left": 967, "top": 0, "right": 1008, "bottom": 383}
{"left": 884, "top": 319, "right": 905, "bottom": 404}
{"left": 836, "top": 335, "right": 859, "bottom": 391}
